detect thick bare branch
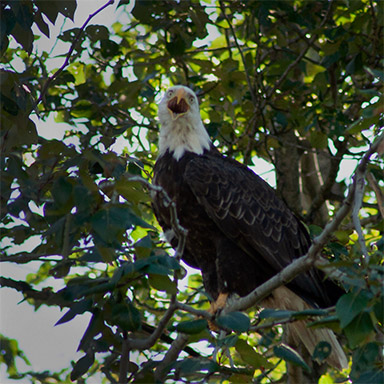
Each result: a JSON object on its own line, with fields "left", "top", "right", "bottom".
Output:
{"left": 154, "top": 333, "right": 190, "bottom": 382}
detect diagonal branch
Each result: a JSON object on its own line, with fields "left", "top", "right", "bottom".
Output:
{"left": 225, "top": 131, "right": 384, "bottom": 314}
{"left": 154, "top": 333, "right": 190, "bottom": 382}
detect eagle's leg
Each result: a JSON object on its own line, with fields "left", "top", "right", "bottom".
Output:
{"left": 207, "top": 292, "right": 228, "bottom": 331}
{"left": 209, "top": 292, "right": 229, "bottom": 313}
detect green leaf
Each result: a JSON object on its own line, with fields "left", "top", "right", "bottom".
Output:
{"left": 235, "top": 338, "right": 273, "bottom": 369}
{"left": 34, "top": 0, "right": 60, "bottom": 24}
{"left": 259, "top": 309, "right": 293, "bottom": 320}
{"left": 52, "top": 176, "right": 73, "bottom": 207}
{"left": 173, "top": 319, "right": 208, "bottom": 334}
{"left": 373, "top": 300, "right": 384, "bottom": 324}
{"left": 116, "top": 180, "right": 150, "bottom": 204}
{"left": 216, "top": 312, "right": 250, "bottom": 333}
{"left": 177, "top": 358, "right": 218, "bottom": 375}
{"left": 291, "top": 309, "right": 328, "bottom": 319}
{"left": 354, "top": 371, "right": 384, "bottom": 384}
{"left": 131, "top": 0, "right": 155, "bottom": 23}
{"left": 344, "top": 312, "right": 374, "bottom": 348}
{"left": 336, "top": 292, "right": 371, "bottom": 328}
{"left": 100, "top": 39, "right": 120, "bottom": 58}
{"left": 57, "top": 0, "right": 77, "bottom": 21}
{"left": 274, "top": 344, "right": 311, "bottom": 372}
{"left": 308, "top": 315, "right": 341, "bottom": 332}
{"left": 86, "top": 25, "right": 109, "bottom": 42}
{"left": 91, "top": 205, "right": 152, "bottom": 246}
{"left": 148, "top": 274, "right": 177, "bottom": 294}
{"left": 70, "top": 352, "right": 95, "bottom": 381}
{"left": 78, "top": 311, "right": 103, "bottom": 352}
{"left": 111, "top": 302, "right": 141, "bottom": 331}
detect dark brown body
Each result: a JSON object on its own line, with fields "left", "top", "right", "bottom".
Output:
{"left": 152, "top": 146, "right": 344, "bottom": 308}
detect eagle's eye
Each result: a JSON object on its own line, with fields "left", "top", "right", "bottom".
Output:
{"left": 188, "top": 95, "right": 195, "bottom": 104}
{"left": 167, "top": 89, "right": 174, "bottom": 98}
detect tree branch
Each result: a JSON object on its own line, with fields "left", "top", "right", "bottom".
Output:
{"left": 119, "top": 332, "right": 130, "bottom": 384}
{"left": 154, "top": 333, "right": 190, "bottom": 382}
{"left": 128, "top": 300, "right": 177, "bottom": 351}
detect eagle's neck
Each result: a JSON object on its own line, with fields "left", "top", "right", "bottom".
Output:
{"left": 158, "top": 118, "right": 211, "bottom": 161}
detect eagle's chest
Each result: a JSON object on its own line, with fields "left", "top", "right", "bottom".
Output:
{"left": 153, "top": 153, "right": 218, "bottom": 265}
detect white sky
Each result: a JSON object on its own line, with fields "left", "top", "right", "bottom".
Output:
{"left": 1, "top": 0, "right": 369, "bottom": 382}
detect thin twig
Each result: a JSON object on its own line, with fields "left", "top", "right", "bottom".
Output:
{"left": 176, "top": 301, "right": 214, "bottom": 320}
{"left": 367, "top": 172, "right": 384, "bottom": 218}
{"left": 306, "top": 141, "right": 348, "bottom": 222}
{"left": 264, "top": 0, "right": 334, "bottom": 103}
{"left": 352, "top": 164, "right": 370, "bottom": 264}
{"left": 218, "top": 0, "right": 257, "bottom": 107}
{"left": 33, "top": 0, "right": 115, "bottom": 110}
{"left": 127, "top": 175, "right": 188, "bottom": 260}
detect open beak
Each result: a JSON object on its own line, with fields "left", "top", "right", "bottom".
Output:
{"left": 167, "top": 88, "right": 190, "bottom": 120}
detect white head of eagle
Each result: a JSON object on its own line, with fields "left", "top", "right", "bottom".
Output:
{"left": 158, "top": 85, "right": 211, "bottom": 161}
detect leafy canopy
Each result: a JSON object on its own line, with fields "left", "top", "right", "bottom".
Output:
{"left": 1, "top": 0, "right": 383, "bottom": 383}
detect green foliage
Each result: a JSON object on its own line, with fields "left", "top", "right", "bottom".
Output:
{"left": 1, "top": 0, "right": 383, "bottom": 383}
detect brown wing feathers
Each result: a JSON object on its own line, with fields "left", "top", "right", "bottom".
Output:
{"left": 184, "top": 154, "right": 339, "bottom": 308}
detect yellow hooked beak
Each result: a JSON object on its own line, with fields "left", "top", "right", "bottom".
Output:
{"left": 167, "top": 88, "right": 190, "bottom": 120}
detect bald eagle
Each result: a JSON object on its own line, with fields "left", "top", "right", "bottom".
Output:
{"left": 152, "top": 85, "right": 347, "bottom": 370}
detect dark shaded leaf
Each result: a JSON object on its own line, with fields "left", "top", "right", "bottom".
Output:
{"left": 274, "top": 345, "right": 311, "bottom": 372}
{"left": 172, "top": 319, "right": 207, "bottom": 335}
{"left": 336, "top": 291, "right": 371, "bottom": 328}
{"left": 216, "top": 312, "right": 250, "bottom": 333}
{"left": 354, "top": 370, "right": 384, "bottom": 384}
{"left": 55, "top": 299, "right": 93, "bottom": 326}
{"left": 344, "top": 312, "right": 374, "bottom": 348}
{"left": 235, "top": 338, "right": 273, "bottom": 369}
{"left": 70, "top": 352, "right": 95, "bottom": 381}
{"left": 259, "top": 309, "right": 293, "bottom": 320}
{"left": 111, "top": 302, "right": 141, "bottom": 331}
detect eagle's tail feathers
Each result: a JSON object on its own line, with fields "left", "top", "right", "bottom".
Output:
{"left": 288, "top": 320, "right": 348, "bottom": 370}
{"left": 262, "top": 286, "right": 348, "bottom": 370}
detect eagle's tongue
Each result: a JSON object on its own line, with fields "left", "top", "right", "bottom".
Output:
{"left": 168, "top": 96, "right": 189, "bottom": 115}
